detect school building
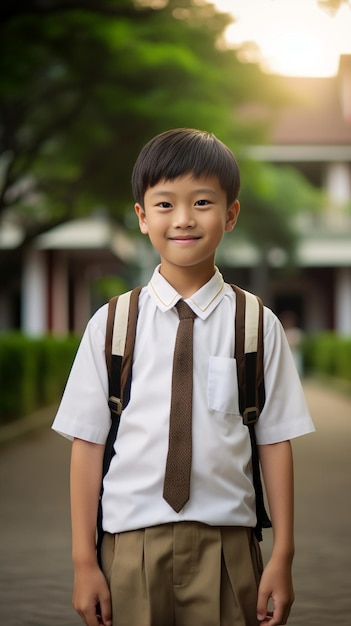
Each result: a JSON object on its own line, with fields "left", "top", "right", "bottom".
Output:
{"left": 0, "top": 216, "right": 139, "bottom": 336}
{"left": 220, "top": 54, "right": 351, "bottom": 335}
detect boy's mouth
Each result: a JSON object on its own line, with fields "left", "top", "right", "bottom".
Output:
{"left": 170, "top": 235, "right": 201, "bottom": 242}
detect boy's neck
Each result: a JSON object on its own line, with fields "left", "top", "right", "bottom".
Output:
{"left": 158, "top": 263, "right": 216, "bottom": 298}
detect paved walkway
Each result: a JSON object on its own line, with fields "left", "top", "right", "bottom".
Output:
{"left": 0, "top": 379, "right": 350, "bottom": 625}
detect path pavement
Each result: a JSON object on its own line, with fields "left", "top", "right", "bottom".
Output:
{"left": 0, "top": 379, "right": 350, "bottom": 625}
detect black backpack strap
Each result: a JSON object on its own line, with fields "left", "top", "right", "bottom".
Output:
{"left": 232, "top": 284, "right": 272, "bottom": 541}
{"left": 96, "top": 286, "right": 141, "bottom": 566}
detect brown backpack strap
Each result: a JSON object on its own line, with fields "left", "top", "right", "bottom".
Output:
{"left": 256, "top": 294, "right": 265, "bottom": 413}
{"left": 232, "top": 285, "right": 246, "bottom": 415}
{"left": 231, "top": 284, "right": 271, "bottom": 541}
{"left": 97, "top": 286, "right": 141, "bottom": 567}
{"left": 104, "top": 286, "right": 142, "bottom": 414}
{"left": 232, "top": 284, "right": 265, "bottom": 422}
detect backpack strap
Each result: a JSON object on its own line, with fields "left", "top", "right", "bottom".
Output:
{"left": 232, "top": 285, "right": 265, "bottom": 421}
{"left": 232, "top": 284, "right": 272, "bottom": 541}
{"left": 96, "top": 286, "right": 141, "bottom": 566}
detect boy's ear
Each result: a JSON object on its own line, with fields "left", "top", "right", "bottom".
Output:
{"left": 225, "top": 200, "right": 240, "bottom": 232}
{"left": 135, "top": 203, "right": 148, "bottom": 234}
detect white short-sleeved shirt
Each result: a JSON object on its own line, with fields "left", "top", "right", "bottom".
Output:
{"left": 52, "top": 266, "right": 314, "bottom": 533}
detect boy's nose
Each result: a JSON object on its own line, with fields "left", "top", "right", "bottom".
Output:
{"left": 173, "top": 206, "right": 195, "bottom": 228}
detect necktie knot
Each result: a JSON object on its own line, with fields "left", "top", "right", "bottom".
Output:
{"left": 176, "top": 300, "right": 197, "bottom": 320}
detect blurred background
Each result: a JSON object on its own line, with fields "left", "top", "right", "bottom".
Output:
{"left": 1, "top": 0, "right": 351, "bottom": 334}
{"left": 0, "top": 1, "right": 350, "bottom": 624}
{"left": 2, "top": 0, "right": 350, "bottom": 414}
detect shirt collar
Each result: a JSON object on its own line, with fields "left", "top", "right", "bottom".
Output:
{"left": 147, "top": 265, "right": 225, "bottom": 320}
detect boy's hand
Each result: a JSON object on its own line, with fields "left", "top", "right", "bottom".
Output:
{"left": 256, "top": 557, "right": 295, "bottom": 625}
{"left": 73, "top": 563, "right": 112, "bottom": 626}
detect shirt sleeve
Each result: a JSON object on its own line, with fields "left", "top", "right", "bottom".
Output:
{"left": 51, "top": 304, "right": 111, "bottom": 443}
{"left": 255, "top": 308, "right": 315, "bottom": 445}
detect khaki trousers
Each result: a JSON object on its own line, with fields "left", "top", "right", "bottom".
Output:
{"left": 101, "top": 522, "right": 263, "bottom": 626}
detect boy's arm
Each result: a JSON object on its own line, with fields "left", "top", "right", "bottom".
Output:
{"left": 70, "top": 438, "right": 112, "bottom": 626}
{"left": 257, "top": 440, "right": 295, "bottom": 625}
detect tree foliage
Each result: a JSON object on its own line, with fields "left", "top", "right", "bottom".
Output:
{"left": 0, "top": 0, "right": 281, "bottom": 243}
{"left": 239, "top": 160, "right": 322, "bottom": 259}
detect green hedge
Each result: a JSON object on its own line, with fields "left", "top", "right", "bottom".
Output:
{"left": 302, "top": 332, "right": 351, "bottom": 382}
{"left": 0, "top": 334, "right": 80, "bottom": 423}
{"left": 2, "top": 331, "right": 350, "bottom": 423}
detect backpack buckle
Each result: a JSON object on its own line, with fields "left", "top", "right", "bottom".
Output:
{"left": 108, "top": 395, "right": 122, "bottom": 416}
{"left": 243, "top": 406, "right": 259, "bottom": 425}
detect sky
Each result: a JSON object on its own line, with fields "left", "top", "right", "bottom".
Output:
{"left": 212, "top": 0, "right": 351, "bottom": 76}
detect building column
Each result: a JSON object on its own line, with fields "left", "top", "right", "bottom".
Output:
{"left": 0, "top": 293, "right": 12, "bottom": 331}
{"left": 335, "top": 267, "right": 351, "bottom": 335}
{"left": 21, "top": 249, "right": 47, "bottom": 336}
{"left": 51, "top": 251, "right": 69, "bottom": 335}
{"left": 325, "top": 162, "right": 351, "bottom": 205}
{"left": 73, "top": 268, "right": 91, "bottom": 335}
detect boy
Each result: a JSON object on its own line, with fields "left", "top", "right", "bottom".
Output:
{"left": 52, "top": 128, "right": 314, "bottom": 626}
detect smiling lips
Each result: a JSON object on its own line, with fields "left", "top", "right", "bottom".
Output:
{"left": 170, "top": 235, "right": 201, "bottom": 242}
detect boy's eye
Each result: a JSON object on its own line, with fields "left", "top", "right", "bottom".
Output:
{"left": 158, "top": 201, "right": 172, "bottom": 208}
{"left": 195, "top": 199, "right": 210, "bottom": 206}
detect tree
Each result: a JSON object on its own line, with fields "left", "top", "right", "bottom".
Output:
{"left": 239, "top": 161, "right": 322, "bottom": 253}
{"left": 0, "top": 0, "right": 279, "bottom": 241}
{"left": 221, "top": 159, "right": 323, "bottom": 301}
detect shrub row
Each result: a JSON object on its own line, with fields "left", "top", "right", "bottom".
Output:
{"left": 302, "top": 332, "right": 351, "bottom": 382}
{"left": 0, "top": 334, "right": 80, "bottom": 423}
{"left": 1, "top": 331, "right": 350, "bottom": 423}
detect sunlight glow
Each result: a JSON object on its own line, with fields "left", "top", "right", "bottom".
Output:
{"left": 212, "top": 0, "right": 351, "bottom": 76}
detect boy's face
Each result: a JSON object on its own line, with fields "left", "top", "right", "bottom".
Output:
{"left": 135, "top": 173, "right": 239, "bottom": 283}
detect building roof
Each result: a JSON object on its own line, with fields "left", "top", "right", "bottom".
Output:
{"left": 35, "top": 216, "right": 136, "bottom": 263}
{"left": 268, "top": 54, "right": 351, "bottom": 147}
{"left": 241, "top": 55, "right": 351, "bottom": 157}
{"left": 0, "top": 216, "right": 137, "bottom": 263}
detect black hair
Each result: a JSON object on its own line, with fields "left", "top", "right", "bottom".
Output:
{"left": 131, "top": 128, "right": 240, "bottom": 207}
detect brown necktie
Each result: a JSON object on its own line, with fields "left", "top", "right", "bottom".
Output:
{"left": 163, "top": 300, "right": 197, "bottom": 512}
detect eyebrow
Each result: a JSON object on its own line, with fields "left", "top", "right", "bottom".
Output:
{"left": 149, "top": 187, "right": 218, "bottom": 198}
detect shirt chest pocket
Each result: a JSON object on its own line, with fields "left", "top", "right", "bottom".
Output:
{"left": 207, "top": 356, "right": 241, "bottom": 415}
